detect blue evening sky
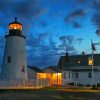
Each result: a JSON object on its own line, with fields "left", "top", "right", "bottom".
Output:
{"left": 0, "top": 0, "right": 100, "bottom": 68}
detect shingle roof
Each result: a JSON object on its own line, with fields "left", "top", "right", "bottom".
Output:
{"left": 28, "top": 66, "right": 43, "bottom": 73}
{"left": 62, "top": 67, "right": 100, "bottom": 72}
{"left": 44, "top": 66, "right": 61, "bottom": 73}
{"left": 57, "top": 54, "right": 100, "bottom": 69}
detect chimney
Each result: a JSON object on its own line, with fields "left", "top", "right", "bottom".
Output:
{"left": 66, "top": 52, "right": 69, "bottom": 62}
{"left": 59, "top": 59, "right": 62, "bottom": 70}
{"left": 82, "top": 51, "right": 85, "bottom": 56}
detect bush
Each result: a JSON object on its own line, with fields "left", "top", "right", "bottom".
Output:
{"left": 68, "top": 82, "right": 74, "bottom": 85}
{"left": 97, "top": 83, "right": 100, "bottom": 87}
{"left": 77, "top": 84, "right": 83, "bottom": 86}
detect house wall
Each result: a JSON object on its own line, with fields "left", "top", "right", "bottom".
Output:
{"left": 62, "top": 71, "right": 100, "bottom": 85}
{"left": 73, "top": 71, "right": 100, "bottom": 85}
{"left": 27, "top": 67, "right": 37, "bottom": 79}
{"left": 44, "top": 68, "right": 55, "bottom": 73}
{"left": 62, "top": 71, "right": 73, "bottom": 85}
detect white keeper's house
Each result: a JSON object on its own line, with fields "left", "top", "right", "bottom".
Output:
{"left": 57, "top": 52, "right": 100, "bottom": 86}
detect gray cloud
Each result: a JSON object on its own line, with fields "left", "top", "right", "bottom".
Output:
{"left": 65, "top": 9, "right": 86, "bottom": 22}
{"left": 76, "top": 38, "right": 83, "bottom": 44}
{"left": 95, "top": 29, "right": 100, "bottom": 36}
{"left": 0, "top": 0, "right": 48, "bottom": 32}
{"left": 76, "top": 0, "right": 86, "bottom": 3}
{"left": 91, "top": 0, "right": 100, "bottom": 36}
{"left": 93, "top": 0, "right": 100, "bottom": 11}
{"left": 64, "top": 9, "right": 86, "bottom": 29}
{"left": 40, "top": 21, "right": 48, "bottom": 28}
{"left": 59, "top": 35, "right": 74, "bottom": 44}
{"left": 26, "top": 32, "right": 60, "bottom": 67}
{"left": 59, "top": 35, "right": 77, "bottom": 54}
{"left": 72, "top": 21, "right": 82, "bottom": 28}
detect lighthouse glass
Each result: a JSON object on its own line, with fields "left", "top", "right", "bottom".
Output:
{"left": 9, "top": 24, "right": 22, "bottom": 31}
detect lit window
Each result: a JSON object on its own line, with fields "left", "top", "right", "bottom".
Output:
{"left": 78, "top": 60, "right": 80, "bottom": 64}
{"left": 9, "top": 24, "right": 22, "bottom": 31}
{"left": 88, "top": 57, "right": 93, "bottom": 65}
{"left": 7, "top": 56, "right": 11, "bottom": 63}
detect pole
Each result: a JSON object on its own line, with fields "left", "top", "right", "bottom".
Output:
{"left": 91, "top": 50, "right": 94, "bottom": 86}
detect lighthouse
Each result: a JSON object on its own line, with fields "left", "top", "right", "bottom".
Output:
{"left": 1, "top": 18, "right": 28, "bottom": 81}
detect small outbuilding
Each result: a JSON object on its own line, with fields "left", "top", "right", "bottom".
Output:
{"left": 43, "top": 66, "right": 62, "bottom": 85}
{"left": 27, "top": 66, "right": 45, "bottom": 80}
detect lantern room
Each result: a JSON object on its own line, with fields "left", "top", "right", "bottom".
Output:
{"left": 9, "top": 18, "right": 22, "bottom": 31}
{"left": 8, "top": 18, "right": 23, "bottom": 36}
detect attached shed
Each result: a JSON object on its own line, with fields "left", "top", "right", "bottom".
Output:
{"left": 44, "top": 66, "right": 62, "bottom": 85}
{"left": 27, "top": 66, "right": 45, "bottom": 80}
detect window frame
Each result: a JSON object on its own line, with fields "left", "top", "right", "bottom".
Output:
{"left": 75, "top": 73, "right": 79, "bottom": 78}
{"left": 7, "top": 56, "right": 11, "bottom": 63}
{"left": 88, "top": 72, "right": 92, "bottom": 78}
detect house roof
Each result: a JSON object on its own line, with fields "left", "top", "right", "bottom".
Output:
{"left": 28, "top": 66, "right": 43, "bottom": 73}
{"left": 57, "top": 54, "right": 100, "bottom": 69}
{"left": 62, "top": 67, "right": 100, "bottom": 72}
{"left": 44, "top": 66, "right": 61, "bottom": 73}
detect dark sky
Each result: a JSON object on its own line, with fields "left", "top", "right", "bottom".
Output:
{"left": 0, "top": 0, "right": 100, "bottom": 68}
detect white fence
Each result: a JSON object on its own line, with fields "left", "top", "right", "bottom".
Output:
{"left": 0, "top": 79, "right": 50, "bottom": 89}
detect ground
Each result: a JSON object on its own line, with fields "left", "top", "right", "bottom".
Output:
{"left": 0, "top": 86, "right": 100, "bottom": 100}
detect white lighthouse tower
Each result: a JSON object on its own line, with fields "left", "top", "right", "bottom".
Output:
{"left": 1, "top": 18, "right": 28, "bottom": 81}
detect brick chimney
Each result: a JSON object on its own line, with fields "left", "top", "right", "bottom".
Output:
{"left": 82, "top": 51, "right": 85, "bottom": 56}
{"left": 59, "top": 59, "right": 62, "bottom": 70}
{"left": 66, "top": 52, "right": 69, "bottom": 62}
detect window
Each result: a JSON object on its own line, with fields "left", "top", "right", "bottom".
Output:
{"left": 75, "top": 73, "right": 79, "bottom": 78}
{"left": 72, "top": 73, "right": 73, "bottom": 78}
{"left": 7, "top": 56, "right": 11, "bottom": 63}
{"left": 69, "top": 73, "right": 70, "bottom": 78}
{"left": 63, "top": 72, "right": 66, "bottom": 79}
{"left": 21, "top": 66, "right": 25, "bottom": 72}
{"left": 88, "top": 57, "right": 93, "bottom": 65}
{"left": 78, "top": 60, "right": 81, "bottom": 64}
{"left": 88, "top": 72, "right": 92, "bottom": 78}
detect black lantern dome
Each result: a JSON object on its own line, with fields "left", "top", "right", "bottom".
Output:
{"left": 9, "top": 17, "right": 22, "bottom": 31}
{"left": 8, "top": 18, "right": 25, "bottom": 37}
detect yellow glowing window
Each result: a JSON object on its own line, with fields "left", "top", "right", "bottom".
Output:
{"left": 89, "top": 59, "right": 93, "bottom": 65}
{"left": 9, "top": 24, "right": 22, "bottom": 30}
{"left": 37, "top": 73, "right": 46, "bottom": 79}
{"left": 88, "top": 57, "right": 93, "bottom": 65}
{"left": 78, "top": 60, "right": 80, "bottom": 64}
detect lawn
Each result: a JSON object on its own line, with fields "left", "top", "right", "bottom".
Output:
{"left": 0, "top": 86, "right": 100, "bottom": 100}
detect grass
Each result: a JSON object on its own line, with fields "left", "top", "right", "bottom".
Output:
{"left": 0, "top": 86, "right": 100, "bottom": 100}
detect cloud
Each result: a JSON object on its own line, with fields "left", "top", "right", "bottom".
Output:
{"left": 59, "top": 35, "right": 77, "bottom": 54}
{"left": 95, "top": 29, "right": 100, "bottom": 36}
{"left": 0, "top": 0, "right": 48, "bottom": 32}
{"left": 76, "top": 38, "right": 83, "bottom": 44}
{"left": 91, "top": 0, "right": 100, "bottom": 36}
{"left": 59, "top": 35, "right": 74, "bottom": 44}
{"left": 72, "top": 21, "right": 82, "bottom": 28}
{"left": 93, "top": 0, "right": 100, "bottom": 11}
{"left": 76, "top": 0, "right": 86, "bottom": 3}
{"left": 26, "top": 32, "right": 60, "bottom": 67}
{"left": 65, "top": 9, "right": 86, "bottom": 22}
{"left": 40, "top": 21, "right": 48, "bottom": 28}
{"left": 64, "top": 9, "right": 86, "bottom": 29}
